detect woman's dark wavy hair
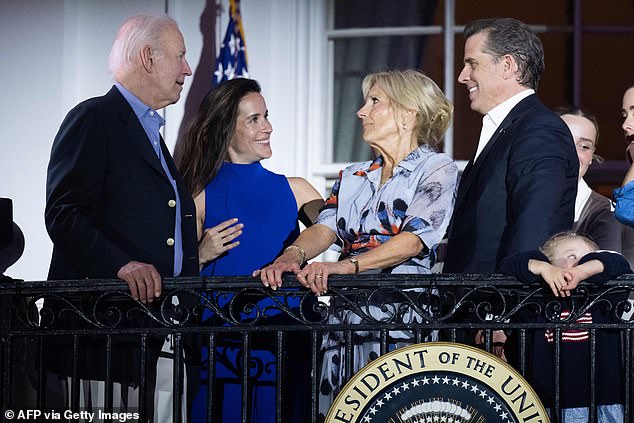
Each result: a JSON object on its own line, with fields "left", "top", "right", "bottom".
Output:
{"left": 464, "top": 18, "right": 544, "bottom": 90}
{"left": 176, "top": 78, "right": 261, "bottom": 196}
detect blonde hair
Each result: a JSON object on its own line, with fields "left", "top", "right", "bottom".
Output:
{"left": 361, "top": 69, "right": 453, "bottom": 150}
{"left": 539, "top": 231, "right": 598, "bottom": 261}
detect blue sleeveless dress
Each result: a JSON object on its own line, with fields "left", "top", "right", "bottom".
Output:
{"left": 200, "top": 161, "right": 299, "bottom": 277}
{"left": 192, "top": 161, "right": 299, "bottom": 422}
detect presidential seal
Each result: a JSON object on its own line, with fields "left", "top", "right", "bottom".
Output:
{"left": 325, "top": 342, "right": 547, "bottom": 423}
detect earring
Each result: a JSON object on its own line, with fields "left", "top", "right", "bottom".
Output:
{"left": 402, "top": 123, "right": 407, "bottom": 131}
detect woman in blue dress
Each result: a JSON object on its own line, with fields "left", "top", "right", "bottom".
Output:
{"left": 176, "top": 78, "right": 322, "bottom": 422}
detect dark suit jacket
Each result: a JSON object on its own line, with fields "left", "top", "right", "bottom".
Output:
{"left": 46, "top": 86, "right": 198, "bottom": 279}
{"left": 44, "top": 86, "right": 199, "bottom": 383}
{"left": 444, "top": 94, "right": 578, "bottom": 274}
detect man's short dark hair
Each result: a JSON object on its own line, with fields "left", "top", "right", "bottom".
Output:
{"left": 464, "top": 18, "right": 544, "bottom": 90}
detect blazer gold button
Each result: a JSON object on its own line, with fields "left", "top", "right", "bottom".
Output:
{"left": 168, "top": 200, "right": 176, "bottom": 208}
{"left": 166, "top": 238, "right": 175, "bottom": 246}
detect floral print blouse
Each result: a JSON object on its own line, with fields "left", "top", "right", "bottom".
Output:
{"left": 316, "top": 145, "right": 458, "bottom": 273}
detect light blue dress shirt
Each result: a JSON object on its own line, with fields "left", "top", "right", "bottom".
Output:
{"left": 115, "top": 83, "right": 183, "bottom": 276}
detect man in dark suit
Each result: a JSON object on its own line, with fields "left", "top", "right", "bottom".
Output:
{"left": 45, "top": 14, "right": 197, "bottom": 417}
{"left": 444, "top": 18, "right": 578, "bottom": 274}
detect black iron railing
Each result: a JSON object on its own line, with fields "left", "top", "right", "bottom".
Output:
{"left": 1, "top": 274, "right": 633, "bottom": 422}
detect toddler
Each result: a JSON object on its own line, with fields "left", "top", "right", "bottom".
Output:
{"left": 500, "top": 232, "right": 631, "bottom": 423}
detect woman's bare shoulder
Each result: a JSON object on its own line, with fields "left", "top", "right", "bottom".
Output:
{"left": 287, "top": 177, "right": 323, "bottom": 208}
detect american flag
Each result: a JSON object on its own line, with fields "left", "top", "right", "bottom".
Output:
{"left": 213, "top": 0, "right": 249, "bottom": 86}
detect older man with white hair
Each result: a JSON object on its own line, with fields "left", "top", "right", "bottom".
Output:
{"left": 45, "top": 14, "right": 197, "bottom": 420}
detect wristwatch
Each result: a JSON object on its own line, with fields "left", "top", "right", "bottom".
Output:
{"left": 347, "top": 257, "right": 359, "bottom": 274}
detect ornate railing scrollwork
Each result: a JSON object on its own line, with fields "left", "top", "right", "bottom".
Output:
{"left": 2, "top": 275, "right": 634, "bottom": 333}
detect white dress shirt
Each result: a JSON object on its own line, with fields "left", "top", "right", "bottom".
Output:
{"left": 574, "top": 178, "right": 592, "bottom": 222}
{"left": 473, "top": 89, "right": 535, "bottom": 162}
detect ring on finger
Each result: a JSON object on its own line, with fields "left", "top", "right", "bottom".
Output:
{"left": 316, "top": 274, "right": 323, "bottom": 278}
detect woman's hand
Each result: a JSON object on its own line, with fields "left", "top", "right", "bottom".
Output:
{"left": 627, "top": 139, "right": 634, "bottom": 164}
{"left": 255, "top": 225, "right": 338, "bottom": 290}
{"left": 254, "top": 256, "right": 302, "bottom": 290}
{"left": 296, "top": 260, "right": 355, "bottom": 295}
{"left": 198, "top": 218, "right": 243, "bottom": 267}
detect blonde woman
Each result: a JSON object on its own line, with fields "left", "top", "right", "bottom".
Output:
{"left": 256, "top": 69, "right": 458, "bottom": 415}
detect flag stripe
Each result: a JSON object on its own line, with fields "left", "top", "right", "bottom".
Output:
{"left": 213, "top": 0, "right": 249, "bottom": 86}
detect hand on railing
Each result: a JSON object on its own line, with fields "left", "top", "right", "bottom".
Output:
{"left": 117, "top": 260, "right": 161, "bottom": 303}
{"left": 254, "top": 248, "right": 302, "bottom": 290}
{"left": 296, "top": 260, "right": 355, "bottom": 296}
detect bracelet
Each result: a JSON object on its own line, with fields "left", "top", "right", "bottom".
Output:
{"left": 347, "top": 257, "right": 359, "bottom": 274}
{"left": 284, "top": 244, "right": 306, "bottom": 264}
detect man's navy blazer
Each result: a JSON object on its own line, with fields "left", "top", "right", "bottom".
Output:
{"left": 44, "top": 86, "right": 200, "bottom": 383}
{"left": 444, "top": 94, "right": 579, "bottom": 274}
{"left": 46, "top": 86, "right": 198, "bottom": 280}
